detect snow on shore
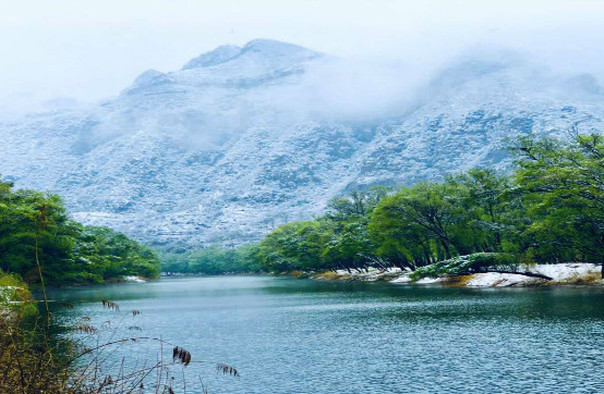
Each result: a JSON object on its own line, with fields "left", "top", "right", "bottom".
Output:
{"left": 122, "top": 276, "right": 146, "bottom": 283}
{"left": 466, "top": 263, "right": 601, "bottom": 287}
{"left": 315, "top": 263, "right": 602, "bottom": 287}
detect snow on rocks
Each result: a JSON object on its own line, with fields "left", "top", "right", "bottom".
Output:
{"left": 3, "top": 40, "right": 604, "bottom": 249}
{"left": 122, "top": 276, "right": 146, "bottom": 283}
{"left": 413, "top": 277, "right": 445, "bottom": 285}
{"left": 436, "top": 263, "right": 601, "bottom": 287}
{"left": 466, "top": 272, "right": 542, "bottom": 287}
{"left": 332, "top": 267, "right": 404, "bottom": 281}
{"left": 389, "top": 275, "right": 413, "bottom": 284}
{"left": 530, "top": 263, "right": 600, "bottom": 282}
{"left": 316, "top": 263, "right": 602, "bottom": 288}
{"left": 465, "top": 263, "right": 602, "bottom": 287}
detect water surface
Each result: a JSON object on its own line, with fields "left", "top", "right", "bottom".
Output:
{"left": 48, "top": 277, "right": 604, "bottom": 393}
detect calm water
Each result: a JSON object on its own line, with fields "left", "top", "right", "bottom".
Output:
{"left": 48, "top": 277, "right": 604, "bottom": 394}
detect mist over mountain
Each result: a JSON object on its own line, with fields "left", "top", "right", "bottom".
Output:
{"left": 1, "top": 39, "right": 603, "bottom": 247}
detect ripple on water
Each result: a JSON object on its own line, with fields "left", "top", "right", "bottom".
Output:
{"left": 48, "top": 277, "right": 604, "bottom": 394}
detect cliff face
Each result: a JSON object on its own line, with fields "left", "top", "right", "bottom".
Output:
{"left": 1, "top": 39, "right": 603, "bottom": 247}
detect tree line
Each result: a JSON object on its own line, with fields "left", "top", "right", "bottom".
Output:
{"left": 244, "top": 132, "right": 604, "bottom": 276}
{"left": 0, "top": 177, "right": 160, "bottom": 285}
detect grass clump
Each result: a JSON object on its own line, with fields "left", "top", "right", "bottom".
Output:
{"left": 314, "top": 271, "right": 347, "bottom": 280}
{"left": 0, "top": 270, "right": 74, "bottom": 393}
{"left": 561, "top": 272, "right": 602, "bottom": 285}
{"left": 441, "top": 274, "right": 476, "bottom": 287}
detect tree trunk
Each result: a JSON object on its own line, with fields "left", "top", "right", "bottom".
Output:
{"left": 441, "top": 241, "right": 451, "bottom": 259}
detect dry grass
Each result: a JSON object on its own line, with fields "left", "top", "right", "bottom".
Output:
{"left": 0, "top": 317, "right": 76, "bottom": 393}
{"left": 216, "top": 363, "right": 239, "bottom": 377}
{"left": 374, "top": 272, "right": 403, "bottom": 282}
{"left": 172, "top": 346, "right": 192, "bottom": 366}
{"left": 441, "top": 274, "right": 475, "bottom": 287}
{"left": 1, "top": 297, "right": 240, "bottom": 393}
{"left": 313, "top": 271, "right": 347, "bottom": 280}
{"left": 101, "top": 300, "right": 120, "bottom": 311}
{"left": 560, "top": 272, "right": 603, "bottom": 285}
{"left": 75, "top": 324, "right": 98, "bottom": 334}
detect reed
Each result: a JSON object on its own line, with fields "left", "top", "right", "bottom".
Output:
{"left": 0, "top": 297, "right": 240, "bottom": 393}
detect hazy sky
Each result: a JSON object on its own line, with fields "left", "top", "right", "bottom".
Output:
{"left": 1, "top": 0, "right": 603, "bottom": 115}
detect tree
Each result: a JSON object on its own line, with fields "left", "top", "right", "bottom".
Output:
{"left": 77, "top": 226, "right": 160, "bottom": 280}
{"left": 370, "top": 182, "right": 476, "bottom": 267}
{"left": 256, "top": 221, "right": 333, "bottom": 272}
{"left": 448, "top": 168, "right": 510, "bottom": 251}
{"left": 0, "top": 175, "right": 160, "bottom": 285}
{"left": 512, "top": 132, "right": 604, "bottom": 274}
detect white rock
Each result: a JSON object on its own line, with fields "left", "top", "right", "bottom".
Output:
{"left": 466, "top": 263, "right": 601, "bottom": 287}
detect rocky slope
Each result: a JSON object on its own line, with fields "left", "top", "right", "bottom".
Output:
{"left": 1, "top": 39, "right": 604, "bottom": 247}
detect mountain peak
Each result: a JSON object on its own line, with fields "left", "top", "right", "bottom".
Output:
{"left": 242, "top": 38, "right": 313, "bottom": 54}
{"left": 182, "top": 39, "right": 319, "bottom": 71}
{"left": 181, "top": 44, "right": 242, "bottom": 70}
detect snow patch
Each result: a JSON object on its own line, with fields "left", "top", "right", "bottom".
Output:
{"left": 530, "top": 263, "right": 600, "bottom": 282}
{"left": 122, "top": 276, "right": 146, "bottom": 283}
{"left": 466, "top": 263, "right": 601, "bottom": 287}
{"left": 466, "top": 272, "right": 540, "bottom": 287}
{"left": 414, "top": 277, "right": 444, "bottom": 284}
{"left": 322, "top": 263, "right": 601, "bottom": 288}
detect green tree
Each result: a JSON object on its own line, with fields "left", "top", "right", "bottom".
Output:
{"left": 76, "top": 226, "right": 160, "bottom": 281}
{"left": 370, "top": 182, "right": 473, "bottom": 266}
{"left": 513, "top": 132, "right": 604, "bottom": 274}
{"left": 256, "top": 221, "right": 332, "bottom": 272}
{"left": 0, "top": 175, "right": 160, "bottom": 285}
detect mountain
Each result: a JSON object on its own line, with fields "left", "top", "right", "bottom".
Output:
{"left": 1, "top": 39, "right": 603, "bottom": 247}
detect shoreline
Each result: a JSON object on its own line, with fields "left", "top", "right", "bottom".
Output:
{"left": 309, "top": 263, "right": 604, "bottom": 288}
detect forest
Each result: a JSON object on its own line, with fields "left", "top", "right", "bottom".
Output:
{"left": 0, "top": 178, "right": 160, "bottom": 285}
{"left": 170, "top": 133, "right": 604, "bottom": 278}
{"left": 3, "top": 132, "right": 604, "bottom": 283}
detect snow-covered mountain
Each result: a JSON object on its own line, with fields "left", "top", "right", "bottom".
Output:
{"left": 2, "top": 39, "right": 603, "bottom": 247}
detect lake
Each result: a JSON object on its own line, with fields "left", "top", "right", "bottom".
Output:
{"left": 48, "top": 276, "right": 604, "bottom": 393}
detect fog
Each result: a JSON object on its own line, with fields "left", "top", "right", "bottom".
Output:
{"left": 1, "top": 0, "right": 603, "bottom": 120}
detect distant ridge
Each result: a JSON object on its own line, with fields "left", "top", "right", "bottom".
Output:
{"left": 1, "top": 40, "right": 603, "bottom": 247}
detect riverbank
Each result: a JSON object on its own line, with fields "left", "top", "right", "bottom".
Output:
{"left": 311, "top": 263, "right": 603, "bottom": 287}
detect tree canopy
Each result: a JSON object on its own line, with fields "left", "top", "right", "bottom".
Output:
{"left": 0, "top": 177, "right": 160, "bottom": 285}
{"left": 248, "top": 133, "right": 604, "bottom": 277}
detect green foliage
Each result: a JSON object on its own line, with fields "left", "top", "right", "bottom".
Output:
{"left": 249, "top": 189, "right": 387, "bottom": 273}
{"left": 75, "top": 226, "right": 161, "bottom": 281}
{"left": 161, "top": 244, "right": 261, "bottom": 274}
{"left": 0, "top": 269, "right": 38, "bottom": 322}
{"left": 6, "top": 131, "right": 604, "bottom": 280}
{"left": 511, "top": 132, "right": 604, "bottom": 268}
{"left": 255, "top": 220, "right": 333, "bottom": 272}
{"left": 0, "top": 176, "right": 160, "bottom": 285}
{"left": 250, "top": 133, "right": 604, "bottom": 276}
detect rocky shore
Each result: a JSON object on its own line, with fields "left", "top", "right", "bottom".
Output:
{"left": 312, "top": 263, "right": 603, "bottom": 287}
